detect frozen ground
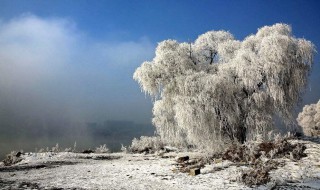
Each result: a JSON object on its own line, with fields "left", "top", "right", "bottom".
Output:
{"left": 0, "top": 138, "right": 320, "bottom": 190}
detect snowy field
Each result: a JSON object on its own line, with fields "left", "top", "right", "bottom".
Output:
{"left": 1, "top": 139, "right": 320, "bottom": 190}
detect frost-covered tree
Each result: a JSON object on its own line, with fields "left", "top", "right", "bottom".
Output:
{"left": 297, "top": 100, "right": 320, "bottom": 137}
{"left": 134, "top": 24, "right": 315, "bottom": 150}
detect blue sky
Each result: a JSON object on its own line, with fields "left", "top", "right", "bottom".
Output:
{"left": 0, "top": 0, "right": 319, "bottom": 127}
{"left": 2, "top": 0, "right": 320, "bottom": 42}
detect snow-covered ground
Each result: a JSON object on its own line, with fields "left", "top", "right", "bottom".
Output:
{"left": 0, "top": 139, "right": 320, "bottom": 190}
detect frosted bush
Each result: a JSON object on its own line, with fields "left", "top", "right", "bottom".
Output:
{"left": 2, "top": 151, "right": 23, "bottom": 166}
{"left": 134, "top": 23, "right": 315, "bottom": 150}
{"left": 95, "top": 144, "right": 110, "bottom": 153}
{"left": 297, "top": 100, "right": 320, "bottom": 137}
{"left": 51, "top": 143, "right": 60, "bottom": 152}
{"left": 64, "top": 147, "right": 72, "bottom": 152}
{"left": 73, "top": 141, "right": 77, "bottom": 152}
{"left": 129, "top": 136, "right": 164, "bottom": 153}
{"left": 37, "top": 148, "right": 44, "bottom": 153}
{"left": 120, "top": 144, "right": 128, "bottom": 153}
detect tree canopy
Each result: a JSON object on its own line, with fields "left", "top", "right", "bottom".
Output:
{"left": 134, "top": 23, "right": 315, "bottom": 150}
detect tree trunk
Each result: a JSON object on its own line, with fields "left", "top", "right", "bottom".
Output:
{"left": 236, "top": 125, "right": 247, "bottom": 144}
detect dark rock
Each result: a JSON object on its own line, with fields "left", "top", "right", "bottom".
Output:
{"left": 15, "top": 152, "right": 22, "bottom": 157}
{"left": 189, "top": 168, "right": 200, "bottom": 176}
{"left": 18, "top": 181, "right": 40, "bottom": 189}
{"left": 177, "top": 156, "right": 189, "bottom": 163}
{"left": 82, "top": 149, "right": 94, "bottom": 154}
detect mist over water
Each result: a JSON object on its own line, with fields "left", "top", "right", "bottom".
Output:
{"left": 0, "top": 119, "right": 154, "bottom": 160}
{"left": 0, "top": 15, "right": 155, "bottom": 160}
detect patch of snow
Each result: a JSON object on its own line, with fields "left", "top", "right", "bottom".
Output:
{"left": 1, "top": 139, "right": 320, "bottom": 189}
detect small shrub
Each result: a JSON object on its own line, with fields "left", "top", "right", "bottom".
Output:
{"left": 120, "top": 144, "right": 128, "bottom": 153}
{"left": 223, "top": 137, "right": 306, "bottom": 164}
{"left": 129, "top": 136, "right": 164, "bottom": 153}
{"left": 2, "top": 151, "right": 23, "bottom": 166}
{"left": 239, "top": 159, "right": 280, "bottom": 186}
{"left": 73, "top": 141, "right": 77, "bottom": 152}
{"left": 64, "top": 147, "right": 72, "bottom": 152}
{"left": 95, "top": 144, "right": 110, "bottom": 153}
{"left": 38, "top": 148, "right": 44, "bottom": 153}
{"left": 241, "top": 168, "right": 269, "bottom": 186}
{"left": 51, "top": 143, "right": 60, "bottom": 152}
{"left": 222, "top": 136, "right": 307, "bottom": 186}
{"left": 35, "top": 142, "right": 78, "bottom": 154}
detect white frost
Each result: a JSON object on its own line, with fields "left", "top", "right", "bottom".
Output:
{"left": 133, "top": 23, "right": 315, "bottom": 150}
{"left": 297, "top": 100, "right": 320, "bottom": 137}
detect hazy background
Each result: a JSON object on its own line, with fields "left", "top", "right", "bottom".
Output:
{"left": 0, "top": 14, "right": 155, "bottom": 158}
{"left": 0, "top": 0, "right": 320, "bottom": 159}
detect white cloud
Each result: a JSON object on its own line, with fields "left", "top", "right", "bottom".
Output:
{"left": 0, "top": 14, "right": 155, "bottom": 124}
